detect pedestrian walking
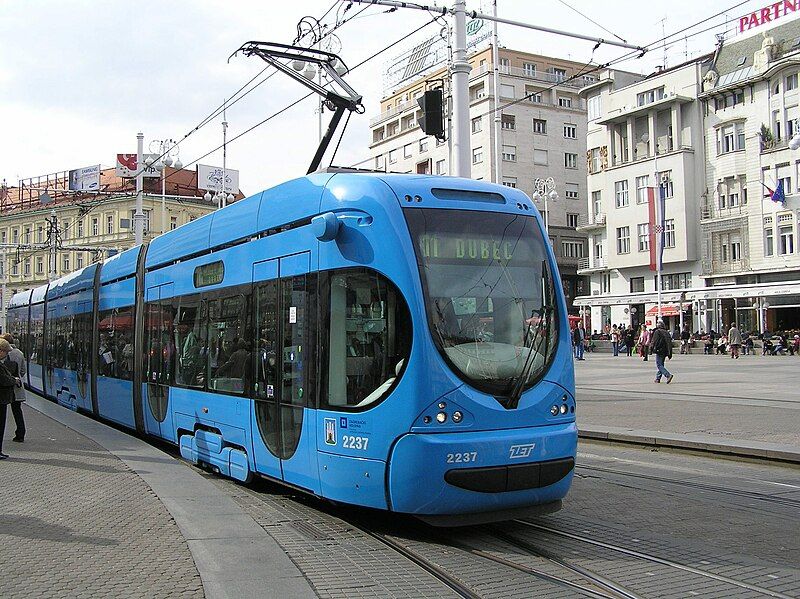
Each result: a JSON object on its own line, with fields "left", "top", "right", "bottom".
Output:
{"left": 1, "top": 334, "right": 26, "bottom": 442}
{"left": 648, "top": 320, "right": 674, "bottom": 384}
{"left": 0, "top": 338, "right": 19, "bottom": 459}
{"left": 611, "top": 325, "right": 620, "bottom": 357}
{"left": 680, "top": 326, "right": 691, "bottom": 354}
{"left": 624, "top": 327, "right": 635, "bottom": 357}
{"left": 727, "top": 324, "right": 742, "bottom": 359}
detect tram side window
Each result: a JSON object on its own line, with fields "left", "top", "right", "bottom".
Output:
{"left": 322, "top": 269, "right": 412, "bottom": 410}
{"left": 69, "top": 312, "right": 92, "bottom": 372}
{"left": 254, "top": 282, "right": 279, "bottom": 401}
{"left": 31, "top": 304, "right": 45, "bottom": 366}
{"left": 49, "top": 316, "right": 69, "bottom": 369}
{"left": 173, "top": 296, "right": 205, "bottom": 388}
{"left": 98, "top": 308, "right": 134, "bottom": 380}
{"left": 207, "top": 294, "right": 250, "bottom": 395}
{"left": 146, "top": 302, "right": 177, "bottom": 386}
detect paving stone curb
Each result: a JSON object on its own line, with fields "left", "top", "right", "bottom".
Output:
{"left": 579, "top": 426, "right": 800, "bottom": 464}
{"left": 26, "top": 394, "right": 317, "bottom": 599}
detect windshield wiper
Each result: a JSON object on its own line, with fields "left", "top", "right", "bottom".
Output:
{"left": 506, "top": 260, "right": 553, "bottom": 409}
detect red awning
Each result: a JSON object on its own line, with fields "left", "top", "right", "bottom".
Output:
{"left": 568, "top": 315, "right": 582, "bottom": 322}
{"left": 645, "top": 304, "right": 686, "bottom": 317}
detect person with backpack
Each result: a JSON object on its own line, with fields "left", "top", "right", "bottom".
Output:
{"left": 648, "top": 320, "right": 674, "bottom": 384}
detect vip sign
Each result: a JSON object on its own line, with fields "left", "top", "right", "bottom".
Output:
{"left": 739, "top": 1, "right": 799, "bottom": 32}
{"left": 115, "top": 154, "right": 162, "bottom": 178}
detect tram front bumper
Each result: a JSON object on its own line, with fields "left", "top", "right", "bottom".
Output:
{"left": 387, "top": 422, "right": 577, "bottom": 515}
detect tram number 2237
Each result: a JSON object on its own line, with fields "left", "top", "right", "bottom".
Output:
{"left": 446, "top": 452, "right": 478, "bottom": 464}
{"left": 342, "top": 435, "right": 369, "bottom": 450}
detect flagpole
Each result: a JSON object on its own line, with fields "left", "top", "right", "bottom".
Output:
{"left": 654, "top": 142, "right": 662, "bottom": 322}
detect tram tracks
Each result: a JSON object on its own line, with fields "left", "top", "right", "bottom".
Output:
{"left": 577, "top": 463, "right": 800, "bottom": 508}
{"left": 513, "top": 520, "right": 797, "bottom": 599}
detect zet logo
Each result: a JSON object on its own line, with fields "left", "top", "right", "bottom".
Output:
{"left": 466, "top": 18, "right": 483, "bottom": 36}
{"left": 509, "top": 443, "right": 536, "bottom": 459}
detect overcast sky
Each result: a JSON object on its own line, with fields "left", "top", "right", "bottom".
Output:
{"left": 0, "top": 0, "right": 780, "bottom": 195}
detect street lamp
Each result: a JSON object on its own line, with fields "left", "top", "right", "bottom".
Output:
{"left": 148, "top": 138, "right": 182, "bottom": 234}
{"left": 532, "top": 177, "right": 557, "bottom": 234}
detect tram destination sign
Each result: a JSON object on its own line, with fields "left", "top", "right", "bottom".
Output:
{"left": 418, "top": 232, "right": 538, "bottom": 264}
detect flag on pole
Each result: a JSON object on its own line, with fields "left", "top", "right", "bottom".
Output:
{"left": 647, "top": 185, "right": 665, "bottom": 272}
{"left": 771, "top": 180, "right": 786, "bottom": 205}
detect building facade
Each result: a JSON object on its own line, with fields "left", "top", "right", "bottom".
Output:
{"left": 1, "top": 167, "right": 223, "bottom": 327}
{"left": 369, "top": 45, "right": 595, "bottom": 312}
{"left": 575, "top": 19, "right": 800, "bottom": 335}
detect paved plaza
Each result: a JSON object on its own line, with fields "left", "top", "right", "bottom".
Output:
{"left": 574, "top": 352, "right": 800, "bottom": 456}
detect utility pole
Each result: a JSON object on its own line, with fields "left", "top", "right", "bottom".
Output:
{"left": 491, "top": 0, "right": 501, "bottom": 183}
{"left": 48, "top": 208, "right": 58, "bottom": 281}
{"left": 0, "top": 245, "right": 6, "bottom": 333}
{"left": 134, "top": 131, "right": 144, "bottom": 245}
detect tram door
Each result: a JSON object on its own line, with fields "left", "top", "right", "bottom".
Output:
{"left": 251, "top": 253, "right": 317, "bottom": 492}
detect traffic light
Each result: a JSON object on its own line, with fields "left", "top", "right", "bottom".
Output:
{"left": 417, "top": 89, "right": 445, "bottom": 140}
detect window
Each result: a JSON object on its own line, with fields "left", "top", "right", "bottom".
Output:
{"left": 564, "top": 153, "right": 578, "bottom": 169}
{"left": 533, "top": 149, "right": 548, "bottom": 165}
{"left": 659, "top": 171, "right": 674, "bottom": 198}
{"left": 778, "top": 176, "right": 792, "bottom": 194}
{"left": 557, "top": 96, "right": 572, "bottom": 108}
{"left": 170, "top": 216, "right": 178, "bottom": 230}
{"left": 501, "top": 114, "right": 516, "bottom": 130}
{"left": 76, "top": 254, "right": 84, "bottom": 269}
{"left": 11, "top": 228, "right": 18, "bottom": 244}
{"left": 562, "top": 239, "right": 585, "bottom": 258}
{"left": 37, "top": 225, "right": 44, "bottom": 243}
{"left": 62, "top": 220, "right": 70, "bottom": 240}
{"left": 615, "top": 180, "right": 629, "bottom": 207}
{"left": 388, "top": 149, "right": 397, "bottom": 164}
{"left": 435, "top": 159, "right": 446, "bottom": 175}
{"left": 657, "top": 272, "right": 691, "bottom": 290}
{"left": 637, "top": 223, "right": 650, "bottom": 251}
{"left": 636, "top": 86, "right": 665, "bottom": 106}
{"left": 91, "top": 218, "right": 99, "bottom": 236}
{"left": 786, "top": 73, "right": 798, "bottom": 91}
{"left": 552, "top": 67, "right": 567, "bottom": 81}
{"left": 403, "top": 144, "right": 412, "bottom": 158}
{"left": 716, "top": 122, "right": 745, "bottom": 154}
{"left": 565, "top": 182, "right": 579, "bottom": 200}
{"left": 321, "top": 269, "right": 411, "bottom": 410}
{"left": 529, "top": 91, "right": 543, "bottom": 103}
{"left": 472, "top": 147, "right": 483, "bottom": 164}
{"left": 499, "top": 57, "right": 510, "bottom": 73}
{"left": 731, "top": 240, "right": 742, "bottom": 261}
{"left": 98, "top": 307, "right": 135, "bottom": 380}
{"left": 533, "top": 118, "right": 547, "bottom": 134}
{"left": 471, "top": 116, "right": 482, "bottom": 133}
{"left": 664, "top": 219, "right": 675, "bottom": 248}
{"left": 566, "top": 213, "right": 579, "bottom": 228}
{"left": 592, "top": 191, "right": 602, "bottom": 215}
{"left": 36, "top": 257, "right": 43, "bottom": 274}
{"left": 635, "top": 175, "right": 650, "bottom": 204}
{"left": 779, "top": 225, "right": 794, "bottom": 254}
{"left": 206, "top": 294, "right": 250, "bottom": 394}
{"left": 563, "top": 124, "right": 577, "bottom": 139}
{"left": 23, "top": 259, "right": 30, "bottom": 276}
{"left": 765, "top": 223, "right": 774, "bottom": 256}
{"left": 375, "top": 155, "right": 385, "bottom": 170}
{"left": 62, "top": 254, "right": 70, "bottom": 272}
{"left": 601, "top": 272, "right": 611, "bottom": 294}
{"left": 77, "top": 220, "right": 84, "bottom": 237}
{"left": 500, "top": 83, "right": 515, "bottom": 98}
{"left": 502, "top": 177, "right": 517, "bottom": 188}
{"left": 106, "top": 214, "right": 114, "bottom": 235}
{"left": 523, "top": 62, "right": 536, "bottom": 76}
{"left": 502, "top": 145, "right": 516, "bottom": 162}
{"left": 24, "top": 227, "right": 30, "bottom": 244}
{"left": 469, "top": 83, "right": 485, "bottom": 100}
{"left": 170, "top": 296, "right": 203, "bottom": 389}
{"left": 587, "top": 95, "right": 602, "bottom": 121}
{"left": 194, "top": 261, "right": 225, "bottom": 288}
{"left": 616, "top": 226, "right": 630, "bottom": 254}
{"left": 416, "top": 159, "right": 431, "bottom": 175}
{"left": 630, "top": 277, "right": 645, "bottom": 293}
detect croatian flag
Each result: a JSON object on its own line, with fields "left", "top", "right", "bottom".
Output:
{"left": 771, "top": 180, "right": 786, "bottom": 205}
{"left": 648, "top": 185, "right": 665, "bottom": 272}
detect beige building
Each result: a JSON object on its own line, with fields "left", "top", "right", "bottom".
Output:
{"left": 369, "top": 45, "right": 597, "bottom": 311}
{"left": 1, "top": 167, "right": 224, "bottom": 301}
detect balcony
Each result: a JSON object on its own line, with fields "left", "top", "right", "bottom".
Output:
{"left": 700, "top": 203, "right": 748, "bottom": 222}
{"left": 576, "top": 213, "right": 606, "bottom": 231}
{"left": 577, "top": 257, "right": 608, "bottom": 274}
{"left": 370, "top": 98, "right": 419, "bottom": 127}
{"left": 702, "top": 257, "right": 750, "bottom": 275}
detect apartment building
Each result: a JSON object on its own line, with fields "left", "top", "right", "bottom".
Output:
{"left": 699, "top": 19, "right": 800, "bottom": 333}
{"left": 369, "top": 45, "right": 595, "bottom": 311}
{"left": 575, "top": 60, "right": 709, "bottom": 332}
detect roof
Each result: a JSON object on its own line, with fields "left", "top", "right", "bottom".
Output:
{"left": 712, "top": 18, "right": 800, "bottom": 79}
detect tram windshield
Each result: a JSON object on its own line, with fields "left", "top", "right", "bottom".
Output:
{"left": 406, "top": 208, "right": 559, "bottom": 400}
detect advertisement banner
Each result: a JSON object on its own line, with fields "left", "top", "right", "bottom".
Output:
{"left": 68, "top": 164, "right": 101, "bottom": 191}
{"left": 197, "top": 164, "right": 239, "bottom": 194}
{"left": 115, "top": 154, "right": 162, "bottom": 178}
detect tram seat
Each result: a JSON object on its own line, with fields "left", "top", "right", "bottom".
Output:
{"left": 355, "top": 359, "right": 404, "bottom": 407}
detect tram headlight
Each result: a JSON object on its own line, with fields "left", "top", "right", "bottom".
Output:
{"left": 550, "top": 405, "right": 559, "bottom": 416}
{"left": 438, "top": 401, "right": 447, "bottom": 409}
{"left": 559, "top": 404, "right": 568, "bottom": 415}
{"left": 436, "top": 412, "right": 448, "bottom": 423}
{"left": 452, "top": 411, "right": 463, "bottom": 423}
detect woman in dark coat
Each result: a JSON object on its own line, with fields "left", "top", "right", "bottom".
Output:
{"left": 0, "top": 338, "right": 18, "bottom": 459}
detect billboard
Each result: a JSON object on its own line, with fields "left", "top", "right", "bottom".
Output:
{"left": 197, "top": 164, "right": 239, "bottom": 194}
{"left": 116, "top": 154, "right": 162, "bottom": 178}
{"left": 68, "top": 164, "right": 101, "bottom": 191}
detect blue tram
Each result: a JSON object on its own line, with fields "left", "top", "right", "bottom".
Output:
{"left": 8, "top": 172, "right": 577, "bottom": 523}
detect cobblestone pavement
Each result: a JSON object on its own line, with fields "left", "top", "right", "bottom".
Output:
{"left": 0, "top": 407, "right": 204, "bottom": 599}
{"left": 574, "top": 353, "right": 800, "bottom": 446}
